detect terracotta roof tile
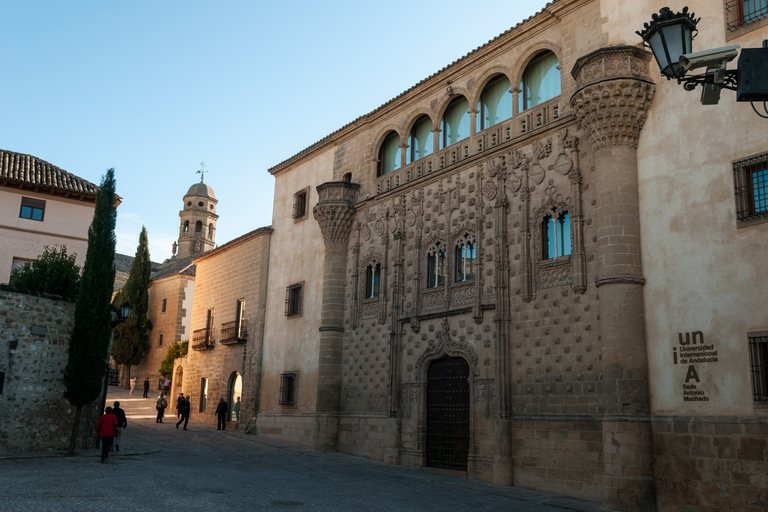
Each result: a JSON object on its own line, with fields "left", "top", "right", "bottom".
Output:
{"left": 0, "top": 149, "right": 98, "bottom": 197}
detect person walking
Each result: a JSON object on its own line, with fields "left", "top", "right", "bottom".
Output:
{"left": 176, "top": 392, "right": 185, "bottom": 418}
{"left": 112, "top": 401, "right": 127, "bottom": 452}
{"left": 129, "top": 377, "right": 137, "bottom": 396}
{"left": 156, "top": 392, "right": 168, "bottom": 423}
{"left": 234, "top": 396, "right": 241, "bottom": 421}
{"left": 94, "top": 406, "right": 118, "bottom": 463}
{"left": 176, "top": 395, "right": 191, "bottom": 430}
{"left": 143, "top": 377, "right": 150, "bottom": 398}
{"left": 215, "top": 397, "right": 228, "bottom": 430}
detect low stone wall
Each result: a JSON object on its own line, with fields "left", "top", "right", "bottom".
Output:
{"left": 0, "top": 287, "right": 99, "bottom": 451}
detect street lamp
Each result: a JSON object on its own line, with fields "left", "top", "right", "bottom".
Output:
{"left": 638, "top": 6, "right": 768, "bottom": 109}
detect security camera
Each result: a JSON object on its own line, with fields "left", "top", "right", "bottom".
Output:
{"left": 679, "top": 44, "right": 740, "bottom": 73}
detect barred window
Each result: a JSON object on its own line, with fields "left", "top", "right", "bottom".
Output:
{"left": 726, "top": 0, "right": 768, "bottom": 32}
{"left": 748, "top": 333, "right": 768, "bottom": 402}
{"left": 279, "top": 372, "right": 298, "bottom": 406}
{"left": 293, "top": 187, "right": 309, "bottom": 221}
{"left": 365, "top": 263, "right": 381, "bottom": 299}
{"left": 285, "top": 282, "right": 303, "bottom": 317}
{"left": 427, "top": 243, "right": 446, "bottom": 288}
{"left": 542, "top": 208, "right": 571, "bottom": 259}
{"left": 734, "top": 152, "right": 768, "bottom": 226}
{"left": 455, "top": 234, "right": 476, "bottom": 282}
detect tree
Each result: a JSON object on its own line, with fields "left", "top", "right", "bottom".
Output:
{"left": 62, "top": 169, "right": 117, "bottom": 456}
{"left": 159, "top": 340, "right": 189, "bottom": 379}
{"left": 111, "top": 226, "right": 152, "bottom": 387}
{"left": 9, "top": 245, "right": 81, "bottom": 299}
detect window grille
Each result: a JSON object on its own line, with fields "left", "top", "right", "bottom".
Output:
{"left": 293, "top": 188, "right": 309, "bottom": 221}
{"left": 748, "top": 334, "right": 768, "bottom": 401}
{"left": 285, "top": 283, "right": 303, "bottom": 316}
{"left": 725, "top": 0, "right": 768, "bottom": 31}
{"left": 734, "top": 152, "right": 768, "bottom": 223}
{"left": 279, "top": 372, "right": 297, "bottom": 406}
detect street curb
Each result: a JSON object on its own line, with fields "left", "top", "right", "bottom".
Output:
{"left": 0, "top": 449, "right": 163, "bottom": 460}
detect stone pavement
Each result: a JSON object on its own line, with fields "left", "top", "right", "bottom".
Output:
{"left": 0, "top": 385, "right": 617, "bottom": 511}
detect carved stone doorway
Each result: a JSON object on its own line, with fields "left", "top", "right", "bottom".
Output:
{"left": 426, "top": 355, "right": 470, "bottom": 471}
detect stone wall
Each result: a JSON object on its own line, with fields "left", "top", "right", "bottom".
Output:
{"left": 0, "top": 286, "right": 99, "bottom": 451}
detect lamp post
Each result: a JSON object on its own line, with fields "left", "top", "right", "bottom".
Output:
{"left": 638, "top": 6, "right": 768, "bottom": 109}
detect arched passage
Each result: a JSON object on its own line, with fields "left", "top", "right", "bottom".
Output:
{"left": 426, "top": 355, "right": 470, "bottom": 471}
{"left": 228, "top": 372, "right": 243, "bottom": 422}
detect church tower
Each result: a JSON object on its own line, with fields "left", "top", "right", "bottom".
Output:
{"left": 176, "top": 179, "right": 218, "bottom": 259}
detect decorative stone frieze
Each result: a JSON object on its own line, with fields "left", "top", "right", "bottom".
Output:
{"left": 313, "top": 182, "right": 360, "bottom": 245}
{"left": 570, "top": 46, "right": 655, "bottom": 151}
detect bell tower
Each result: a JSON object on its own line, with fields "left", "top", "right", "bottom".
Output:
{"left": 176, "top": 177, "right": 218, "bottom": 259}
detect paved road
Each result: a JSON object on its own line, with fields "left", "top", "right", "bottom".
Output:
{"left": 0, "top": 386, "right": 615, "bottom": 512}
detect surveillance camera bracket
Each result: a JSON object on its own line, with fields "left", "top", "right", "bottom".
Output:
{"left": 679, "top": 69, "right": 739, "bottom": 92}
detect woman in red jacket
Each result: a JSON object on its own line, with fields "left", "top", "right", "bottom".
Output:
{"left": 94, "top": 406, "right": 119, "bottom": 463}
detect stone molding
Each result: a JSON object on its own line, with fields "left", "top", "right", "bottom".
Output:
{"left": 595, "top": 274, "right": 646, "bottom": 288}
{"left": 570, "top": 46, "right": 655, "bottom": 152}
{"left": 313, "top": 182, "right": 360, "bottom": 245}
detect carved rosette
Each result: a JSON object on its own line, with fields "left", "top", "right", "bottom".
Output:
{"left": 570, "top": 46, "right": 655, "bottom": 152}
{"left": 313, "top": 181, "right": 360, "bottom": 245}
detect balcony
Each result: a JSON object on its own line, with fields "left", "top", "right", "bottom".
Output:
{"left": 191, "top": 327, "right": 216, "bottom": 351}
{"left": 220, "top": 320, "right": 247, "bottom": 345}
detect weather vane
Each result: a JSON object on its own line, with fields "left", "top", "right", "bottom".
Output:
{"left": 196, "top": 160, "right": 210, "bottom": 183}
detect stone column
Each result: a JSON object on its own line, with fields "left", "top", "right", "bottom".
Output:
{"left": 312, "top": 181, "right": 360, "bottom": 452}
{"left": 570, "top": 46, "right": 657, "bottom": 512}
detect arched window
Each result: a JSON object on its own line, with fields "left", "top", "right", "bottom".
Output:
{"left": 440, "top": 96, "right": 470, "bottom": 149}
{"left": 519, "top": 51, "right": 561, "bottom": 112}
{"left": 365, "top": 263, "right": 381, "bottom": 299}
{"left": 542, "top": 208, "right": 571, "bottom": 259}
{"left": 477, "top": 75, "right": 512, "bottom": 130}
{"left": 183, "top": 220, "right": 189, "bottom": 233}
{"left": 342, "top": 172, "right": 352, "bottom": 183}
{"left": 407, "top": 115, "right": 433, "bottom": 164}
{"left": 427, "top": 243, "right": 446, "bottom": 288}
{"left": 455, "top": 234, "right": 476, "bottom": 282}
{"left": 195, "top": 221, "right": 203, "bottom": 233}
{"left": 377, "top": 131, "right": 401, "bottom": 177}
{"left": 208, "top": 223, "right": 214, "bottom": 240}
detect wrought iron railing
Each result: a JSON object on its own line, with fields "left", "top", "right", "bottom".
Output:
{"left": 191, "top": 327, "right": 216, "bottom": 350}
{"left": 220, "top": 320, "right": 247, "bottom": 345}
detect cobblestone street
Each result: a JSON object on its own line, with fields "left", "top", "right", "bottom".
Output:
{"left": 0, "top": 386, "right": 614, "bottom": 511}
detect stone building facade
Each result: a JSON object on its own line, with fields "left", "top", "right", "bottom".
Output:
{"left": 0, "top": 287, "right": 99, "bottom": 451}
{"left": 254, "top": 1, "right": 768, "bottom": 511}
{"left": 178, "top": 227, "right": 272, "bottom": 428}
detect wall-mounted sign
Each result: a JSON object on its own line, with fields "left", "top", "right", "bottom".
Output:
{"left": 673, "top": 331, "right": 718, "bottom": 402}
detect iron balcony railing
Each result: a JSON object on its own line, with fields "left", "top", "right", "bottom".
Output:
{"left": 220, "top": 320, "right": 247, "bottom": 345}
{"left": 191, "top": 327, "right": 216, "bottom": 351}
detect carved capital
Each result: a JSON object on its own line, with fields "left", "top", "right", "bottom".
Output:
{"left": 313, "top": 181, "right": 360, "bottom": 246}
{"left": 570, "top": 46, "right": 655, "bottom": 152}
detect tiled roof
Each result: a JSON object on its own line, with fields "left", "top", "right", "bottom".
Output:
{"left": 114, "top": 253, "right": 163, "bottom": 276}
{"left": 150, "top": 255, "right": 197, "bottom": 281}
{"left": 192, "top": 226, "right": 273, "bottom": 264}
{"left": 267, "top": 1, "right": 557, "bottom": 175}
{"left": 0, "top": 149, "right": 99, "bottom": 198}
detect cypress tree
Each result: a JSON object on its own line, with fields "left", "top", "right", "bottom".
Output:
{"left": 63, "top": 169, "right": 117, "bottom": 456}
{"left": 112, "top": 226, "right": 152, "bottom": 387}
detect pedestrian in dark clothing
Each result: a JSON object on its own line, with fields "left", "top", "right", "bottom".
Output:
{"left": 112, "top": 401, "right": 127, "bottom": 452}
{"left": 176, "top": 392, "right": 185, "bottom": 418}
{"left": 94, "top": 406, "right": 118, "bottom": 463}
{"left": 215, "top": 397, "right": 228, "bottom": 430}
{"left": 156, "top": 392, "right": 168, "bottom": 423}
{"left": 143, "top": 377, "right": 150, "bottom": 398}
{"left": 176, "top": 395, "right": 191, "bottom": 430}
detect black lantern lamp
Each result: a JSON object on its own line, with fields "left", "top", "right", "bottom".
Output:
{"left": 110, "top": 301, "right": 132, "bottom": 328}
{"left": 637, "top": 6, "right": 699, "bottom": 80}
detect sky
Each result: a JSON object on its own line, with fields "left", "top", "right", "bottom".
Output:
{"left": 1, "top": 0, "right": 552, "bottom": 262}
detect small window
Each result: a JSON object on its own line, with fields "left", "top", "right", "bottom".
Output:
{"left": 279, "top": 372, "right": 298, "bottom": 406}
{"left": 285, "top": 283, "right": 303, "bottom": 317}
{"left": 520, "top": 51, "right": 561, "bottom": 113}
{"left": 342, "top": 172, "right": 352, "bottom": 183}
{"left": 235, "top": 299, "right": 245, "bottom": 339}
{"left": 12, "top": 257, "right": 33, "bottom": 272}
{"left": 427, "top": 243, "right": 446, "bottom": 288}
{"left": 161, "top": 298, "right": 167, "bottom": 313}
{"left": 187, "top": 201, "right": 192, "bottom": 207}
{"left": 455, "top": 234, "right": 476, "bottom": 282}
{"left": 158, "top": 333, "right": 164, "bottom": 347}
{"left": 195, "top": 221, "right": 203, "bottom": 233}
{"left": 208, "top": 223, "right": 215, "bottom": 240}
{"left": 365, "top": 263, "right": 381, "bottom": 299}
{"left": 198, "top": 201, "right": 204, "bottom": 207}
{"left": 477, "top": 75, "right": 512, "bottom": 130}
{"left": 19, "top": 197, "right": 45, "bottom": 221}
{"left": 378, "top": 131, "right": 401, "bottom": 176}
{"left": 728, "top": 0, "right": 768, "bottom": 28}
{"left": 542, "top": 209, "right": 571, "bottom": 259}
{"left": 206, "top": 309, "right": 215, "bottom": 342}
{"left": 293, "top": 187, "right": 309, "bottom": 221}
{"left": 407, "top": 115, "right": 434, "bottom": 164}
{"left": 440, "top": 96, "right": 470, "bottom": 149}
{"left": 183, "top": 221, "right": 190, "bottom": 233}
{"left": 200, "top": 378, "right": 208, "bottom": 412}
{"left": 734, "top": 151, "right": 768, "bottom": 226}
{"left": 748, "top": 332, "right": 768, "bottom": 402}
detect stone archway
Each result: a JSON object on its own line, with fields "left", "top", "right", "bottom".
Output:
{"left": 227, "top": 372, "right": 242, "bottom": 423}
